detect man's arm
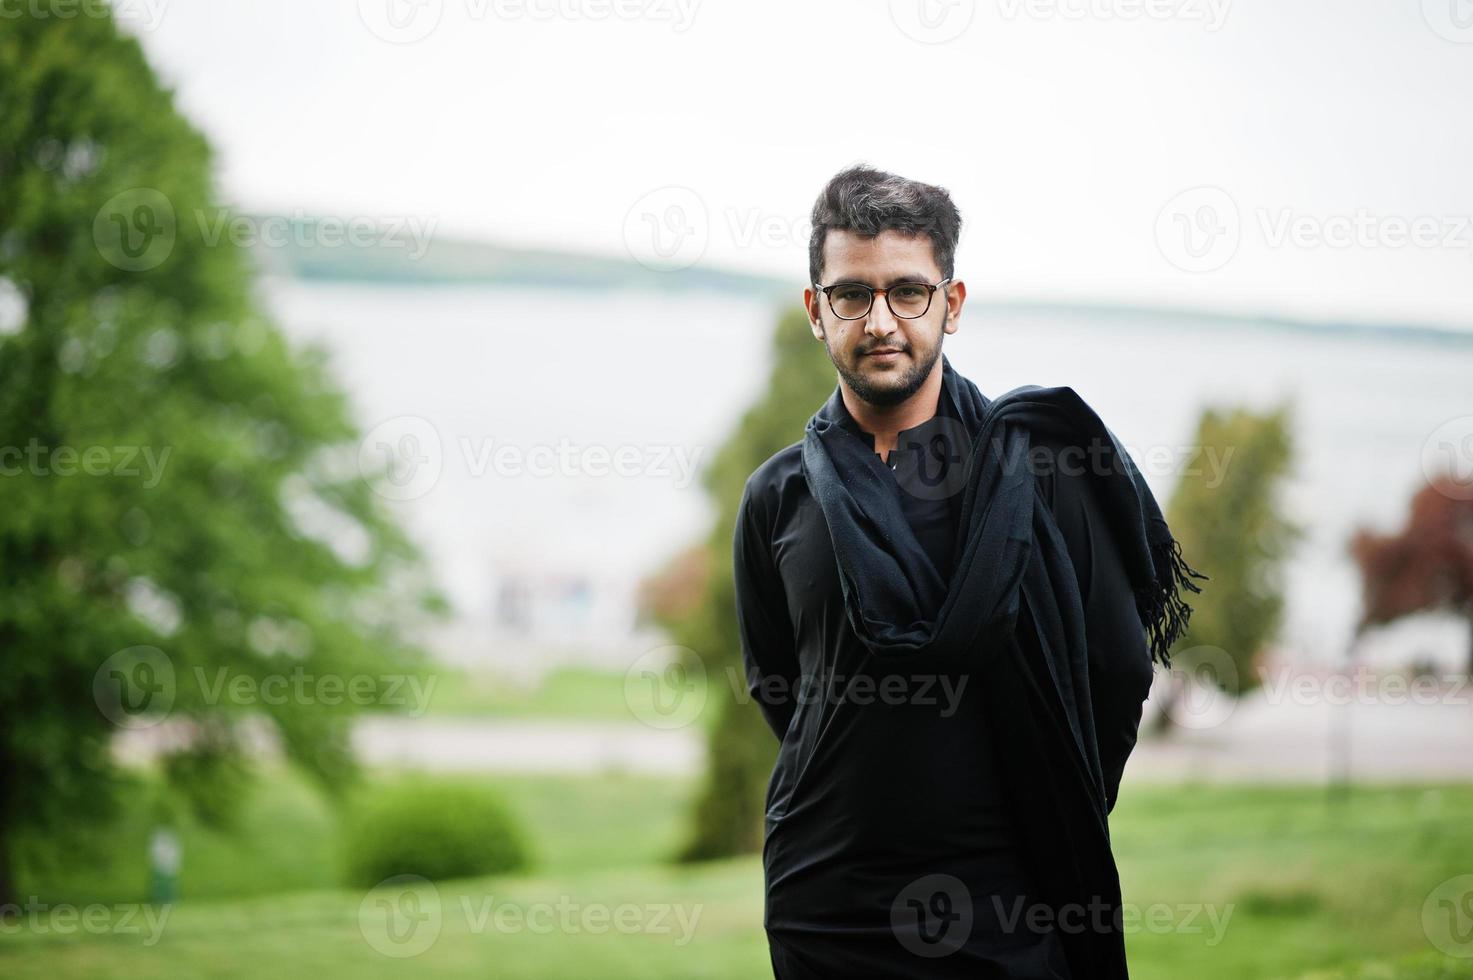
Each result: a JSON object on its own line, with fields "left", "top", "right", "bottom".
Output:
{"left": 732, "top": 479, "right": 801, "bottom": 743}
{"left": 1047, "top": 441, "right": 1156, "bottom": 814}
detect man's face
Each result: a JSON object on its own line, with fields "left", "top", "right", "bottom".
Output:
{"left": 805, "top": 228, "right": 964, "bottom": 408}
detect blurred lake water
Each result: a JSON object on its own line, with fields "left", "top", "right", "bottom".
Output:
{"left": 265, "top": 279, "right": 1473, "bottom": 672}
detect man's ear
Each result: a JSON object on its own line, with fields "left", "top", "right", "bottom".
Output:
{"left": 803, "top": 287, "right": 824, "bottom": 340}
{"left": 943, "top": 278, "right": 966, "bottom": 335}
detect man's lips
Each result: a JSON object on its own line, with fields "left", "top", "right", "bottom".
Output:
{"left": 862, "top": 347, "right": 905, "bottom": 360}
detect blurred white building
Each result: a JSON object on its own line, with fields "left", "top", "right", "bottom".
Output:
{"left": 427, "top": 562, "right": 666, "bottom": 680}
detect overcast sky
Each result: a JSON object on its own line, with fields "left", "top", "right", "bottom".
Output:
{"left": 119, "top": 0, "right": 1473, "bottom": 327}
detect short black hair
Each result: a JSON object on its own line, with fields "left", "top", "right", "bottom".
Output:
{"left": 807, "top": 164, "right": 962, "bottom": 285}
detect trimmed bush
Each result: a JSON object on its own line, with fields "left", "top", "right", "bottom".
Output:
{"left": 345, "top": 779, "right": 531, "bottom": 887}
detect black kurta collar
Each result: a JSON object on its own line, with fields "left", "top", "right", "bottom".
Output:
{"left": 819, "top": 353, "right": 969, "bottom": 466}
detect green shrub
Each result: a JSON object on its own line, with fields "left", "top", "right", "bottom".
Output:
{"left": 1234, "top": 885, "right": 1324, "bottom": 918}
{"left": 344, "top": 779, "right": 531, "bottom": 887}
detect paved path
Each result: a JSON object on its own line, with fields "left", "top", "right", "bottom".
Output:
{"left": 114, "top": 673, "right": 1473, "bottom": 783}
{"left": 351, "top": 716, "right": 705, "bottom": 776}
{"left": 1126, "top": 676, "right": 1473, "bottom": 784}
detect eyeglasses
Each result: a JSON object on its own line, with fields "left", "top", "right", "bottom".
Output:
{"left": 813, "top": 277, "right": 952, "bottom": 320}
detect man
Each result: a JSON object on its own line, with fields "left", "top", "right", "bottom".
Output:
{"left": 734, "top": 165, "right": 1205, "bottom": 978}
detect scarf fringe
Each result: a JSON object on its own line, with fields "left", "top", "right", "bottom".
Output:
{"left": 1136, "top": 532, "right": 1209, "bottom": 670}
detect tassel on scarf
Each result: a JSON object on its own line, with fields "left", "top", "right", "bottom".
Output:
{"left": 1135, "top": 529, "right": 1209, "bottom": 669}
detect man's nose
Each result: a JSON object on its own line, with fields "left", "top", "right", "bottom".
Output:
{"left": 864, "top": 289, "right": 899, "bottom": 336}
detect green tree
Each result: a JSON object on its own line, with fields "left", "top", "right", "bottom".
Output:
{"left": 1157, "top": 403, "right": 1302, "bottom": 730}
{"left": 0, "top": 11, "right": 443, "bottom": 906}
{"left": 655, "top": 307, "right": 834, "bottom": 860}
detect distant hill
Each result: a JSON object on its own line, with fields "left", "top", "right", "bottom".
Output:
{"left": 244, "top": 214, "right": 790, "bottom": 298}
{"left": 245, "top": 214, "right": 1473, "bottom": 348}
{"left": 973, "top": 299, "right": 1473, "bottom": 349}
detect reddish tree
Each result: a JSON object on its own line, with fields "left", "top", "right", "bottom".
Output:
{"left": 635, "top": 544, "right": 712, "bottom": 627}
{"left": 1350, "top": 476, "right": 1473, "bottom": 674}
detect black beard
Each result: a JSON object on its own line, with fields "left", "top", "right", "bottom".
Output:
{"left": 825, "top": 310, "right": 946, "bottom": 409}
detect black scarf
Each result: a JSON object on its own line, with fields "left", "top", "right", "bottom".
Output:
{"left": 800, "top": 353, "right": 1206, "bottom": 977}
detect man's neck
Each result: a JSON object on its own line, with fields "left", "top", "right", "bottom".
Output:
{"left": 840, "top": 360, "right": 944, "bottom": 461}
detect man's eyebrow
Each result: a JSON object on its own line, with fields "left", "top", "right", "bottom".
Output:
{"left": 825, "top": 274, "right": 934, "bottom": 287}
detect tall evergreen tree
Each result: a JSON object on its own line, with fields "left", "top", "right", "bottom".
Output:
{"left": 0, "top": 10, "right": 442, "bottom": 905}
{"left": 656, "top": 307, "right": 834, "bottom": 860}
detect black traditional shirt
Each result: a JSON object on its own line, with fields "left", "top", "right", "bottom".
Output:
{"left": 734, "top": 377, "right": 1153, "bottom": 978}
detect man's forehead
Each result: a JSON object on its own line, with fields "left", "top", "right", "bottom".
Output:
{"left": 821, "top": 228, "right": 939, "bottom": 280}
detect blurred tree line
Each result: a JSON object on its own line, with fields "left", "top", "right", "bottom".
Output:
{"left": 0, "top": 11, "right": 442, "bottom": 907}
{"left": 646, "top": 307, "right": 832, "bottom": 860}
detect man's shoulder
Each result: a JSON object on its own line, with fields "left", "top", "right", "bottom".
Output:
{"left": 744, "top": 440, "right": 805, "bottom": 493}
{"left": 740, "top": 441, "right": 806, "bottom": 513}
{"left": 1009, "top": 385, "right": 1119, "bottom": 472}
{"left": 1010, "top": 390, "right": 1120, "bottom": 528}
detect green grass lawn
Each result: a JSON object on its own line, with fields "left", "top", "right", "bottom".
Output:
{"left": 12, "top": 766, "right": 699, "bottom": 905}
{"left": 5, "top": 776, "right": 1473, "bottom": 979}
{"left": 421, "top": 666, "right": 634, "bottom": 720}
{"left": 1301, "top": 953, "right": 1473, "bottom": 979}
{"left": 1109, "top": 783, "right": 1473, "bottom": 978}
{"left": 421, "top": 665, "right": 722, "bottom": 733}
